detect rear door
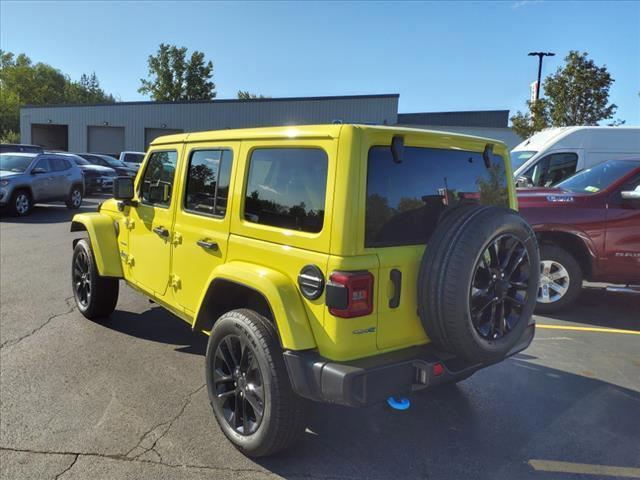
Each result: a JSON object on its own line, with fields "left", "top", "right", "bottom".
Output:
{"left": 603, "top": 173, "right": 640, "bottom": 282}
{"left": 364, "top": 142, "right": 511, "bottom": 350}
{"left": 49, "top": 157, "right": 73, "bottom": 198}
{"left": 171, "top": 144, "right": 239, "bottom": 315}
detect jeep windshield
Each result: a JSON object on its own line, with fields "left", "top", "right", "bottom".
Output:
{"left": 366, "top": 146, "right": 509, "bottom": 247}
{"left": 0, "top": 153, "right": 37, "bottom": 173}
{"left": 555, "top": 159, "right": 640, "bottom": 194}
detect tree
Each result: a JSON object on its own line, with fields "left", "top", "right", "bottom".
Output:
{"left": 138, "top": 44, "right": 215, "bottom": 101}
{"left": 237, "top": 90, "right": 269, "bottom": 100}
{"left": 0, "top": 50, "right": 114, "bottom": 140}
{"left": 511, "top": 51, "right": 618, "bottom": 138}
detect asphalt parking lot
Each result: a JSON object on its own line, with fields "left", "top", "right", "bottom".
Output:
{"left": 1, "top": 197, "right": 639, "bottom": 480}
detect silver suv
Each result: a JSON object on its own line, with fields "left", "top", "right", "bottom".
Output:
{"left": 0, "top": 153, "right": 85, "bottom": 216}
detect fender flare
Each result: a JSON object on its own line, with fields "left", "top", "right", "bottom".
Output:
{"left": 194, "top": 261, "right": 316, "bottom": 351}
{"left": 70, "top": 213, "right": 123, "bottom": 278}
{"left": 532, "top": 224, "right": 598, "bottom": 260}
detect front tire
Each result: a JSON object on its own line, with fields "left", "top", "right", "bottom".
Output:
{"left": 10, "top": 189, "right": 32, "bottom": 216}
{"left": 72, "top": 239, "right": 119, "bottom": 319}
{"left": 205, "top": 309, "right": 307, "bottom": 457}
{"left": 534, "top": 244, "right": 583, "bottom": 314}
{"left": 66, "top": 185, "right": 83, "bottom": 209}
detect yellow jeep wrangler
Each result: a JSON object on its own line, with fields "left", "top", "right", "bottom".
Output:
{"left": 70, "top": 124, "right": 539, "bottom": 456}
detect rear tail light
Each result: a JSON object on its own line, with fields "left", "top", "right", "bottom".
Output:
{"left": 326, "top": 271, "right": 374, "bottom": 318}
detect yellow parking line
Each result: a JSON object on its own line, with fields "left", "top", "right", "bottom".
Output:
{"left": 537, "top": 324, "right": 640, "bottom": 335}
{"left": 529, "top": 459, "right": 640, "bottom": 478}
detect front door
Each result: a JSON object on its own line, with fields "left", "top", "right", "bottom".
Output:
{"left": 604, "top": 174, "right": 640, "bottom": 282}
{"left": 29, "top": 158, "right": 55, "bottom": 200}
{"left": 171, "top": 144, "right": 238, "bottom": 314}
{"left": 127, "top": 149, "right": 180, "bottom": 296}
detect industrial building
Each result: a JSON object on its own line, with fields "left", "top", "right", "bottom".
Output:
{"left": 20, "top": 93, "right": 521, "bottom": 155}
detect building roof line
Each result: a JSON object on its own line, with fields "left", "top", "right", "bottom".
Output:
{"left": 22, "top": 93, "right": 400, "bottom": 109}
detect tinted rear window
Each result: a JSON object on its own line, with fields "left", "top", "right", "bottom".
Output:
{"left": 366, "top": 146, "right": 509, "bottom": 247}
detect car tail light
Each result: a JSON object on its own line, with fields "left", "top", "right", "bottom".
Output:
{"left": 433, "top": 363, "right": 444, "bottom": 376}
{"left": 326, "top": 271, "right": 374, "bottom": 318}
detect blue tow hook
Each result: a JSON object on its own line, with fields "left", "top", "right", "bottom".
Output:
{"left": 387, "top": 396, "right": 410, "bottom": 410}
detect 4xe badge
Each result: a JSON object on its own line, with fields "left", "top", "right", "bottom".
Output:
{"left": 352, "top": 327, "right": 376, "bottom": 335}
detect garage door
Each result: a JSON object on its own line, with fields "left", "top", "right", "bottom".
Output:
{"left": 32, "top": 124, "right": 68, "bottom": 150}
{"left": 145, "top": 128, "right": 183, "bottom": 149}
{"left": 87, "top": 126, "right": 125, "bottom": 156}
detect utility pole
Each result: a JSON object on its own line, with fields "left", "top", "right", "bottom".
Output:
{"left": 528, "top": 51, "right": 555, "bottom": 101}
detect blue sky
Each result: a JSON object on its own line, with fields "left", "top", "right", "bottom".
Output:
{"left": 1, "top": 1, "right": 639, "bottom": 124}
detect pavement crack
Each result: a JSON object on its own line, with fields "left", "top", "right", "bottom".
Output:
{"left": 54, "top": 453, "right": 79, "bottom": 480}
{"left": 0, "top": 296, "right": 76, "bottom": 350}
{"left": 0, "top": 446, "right": 359, "bottom": 479}
{"left": 124, "top": 383, "right": 206, "bottom": 460}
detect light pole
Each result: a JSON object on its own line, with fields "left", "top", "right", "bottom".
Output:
{"left": 528, "top": 51, "right": 555, "bottom": 101}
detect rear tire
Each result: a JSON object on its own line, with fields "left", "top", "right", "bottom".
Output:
{"left": 205, "top": 309, "right": 307, "bottom": 457}
{"left": 534, "top": 244, "right": 583, "bottom": 314}
{"left": 10, "top": 189, "right": 32, "bottom": 216}
{"left": 66, "top": 185, "right": 83, "bottom": 209}
{"left": 71, "top": 239, "right": 119, "bottom": 319}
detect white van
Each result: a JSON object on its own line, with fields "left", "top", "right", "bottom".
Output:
{"left": 511, "top": 126, "right": 640, "bottom": 187}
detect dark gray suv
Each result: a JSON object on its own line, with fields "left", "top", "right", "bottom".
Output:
{"left": 0, "top": 153, "right": 85, "bottom": 216}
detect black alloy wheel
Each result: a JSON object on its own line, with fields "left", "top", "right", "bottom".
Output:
{"left": 470, "top": 234, "right": 531, "bottom": 340}
{"left": 212, "top": 334, "right": 265, "bottom": 436}
{"left": 73, "top": 248, "right": 92, "bottom": 308}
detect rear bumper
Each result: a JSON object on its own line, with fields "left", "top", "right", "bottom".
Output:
{"left": 284, "top": 324, "right": 535, "bottom": 407}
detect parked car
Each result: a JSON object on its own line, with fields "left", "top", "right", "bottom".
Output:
{"left": 118, "top": 151, "right": 145, "bottom": 171}
{"left": 77, "top": 153, "right": 137, "bottom": 178}
{"left": 0, "top": 143, "right": 44, "bottom": 154}
{"left": 70, "top": 125, "right": 539, "bottom": 456}
{"left": 518, "top": 158, "right": 640, "bottom": 312}
{"left": 55, "top": 153, "right": 117, "bottom": 194}
{"left": 0, "top": 152, "right": 84, "bottom": 216}
{"left": 512, "top": 126, "right": 640, "bottom": 188}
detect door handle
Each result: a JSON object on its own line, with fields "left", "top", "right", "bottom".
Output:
{"left": 389, "top": 269, "right": 402, "bottom": 308}
{"left": 153, "top": 226, "right": 170, "bottom": 238}
{"left": 197, "top": 239, "right": 218, "bottom": 251}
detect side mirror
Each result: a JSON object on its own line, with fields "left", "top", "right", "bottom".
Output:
{"left": 621, "top": 187, "right": 640, "bottom": 200}
{"left": 31, "top": 167, "right": 47, "bottom": 174}
{"left": 113, "top": 176, "right": 134, "bottom": 200}
{"left": 515, "top": 176, "right": 531, "bottom": 188}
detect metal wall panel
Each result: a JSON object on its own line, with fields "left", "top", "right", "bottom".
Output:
{"left": 144, "top": 128, "right": 184, "bottom": 149}
{"left": 20, "top": 95, "right": 399, "bottom": 152}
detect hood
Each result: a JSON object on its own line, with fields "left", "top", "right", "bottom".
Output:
{"left": 0, "top": 170, "right": 26, "bottom": 179}
{"left": 78, "top": 164, "right": 114, "bottom": 173}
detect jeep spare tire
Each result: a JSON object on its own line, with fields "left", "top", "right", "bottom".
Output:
{"left": 418, "top": 205, "right": 539, "bottom": 363}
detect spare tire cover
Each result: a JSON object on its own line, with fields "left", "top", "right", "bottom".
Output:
{"left": 418, "top": 205, "right": 539, "bottom": 363}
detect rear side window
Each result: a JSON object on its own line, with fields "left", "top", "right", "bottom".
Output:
{"left": 184, "top": 149, "right": 233, "bottom": 217}
{"left": 366, "top": 146, "right": 509, "bottom": 247}
{"left": 139, "top": 151, "right": 178, "bottom": 207}
{"left": 244, "top": 148, "right": 328, "bottom": 233}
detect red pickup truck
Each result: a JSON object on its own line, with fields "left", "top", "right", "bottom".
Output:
{"left": 517, "top": 158, "right": 640, "bottom": 312}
